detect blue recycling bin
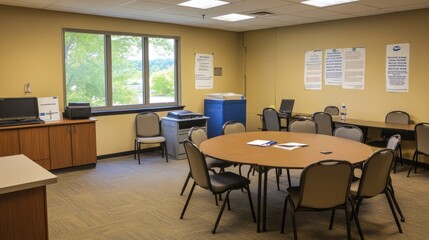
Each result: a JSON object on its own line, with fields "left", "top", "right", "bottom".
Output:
{"left": 204, "top": 99, "right": 246, "bottom": 138}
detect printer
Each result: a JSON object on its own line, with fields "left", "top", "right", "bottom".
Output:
{"left": 64, "top": 103, "right": 92, "bottom": 119}
{"left": 167, "top": 110, "right": 203, "bottom": 119}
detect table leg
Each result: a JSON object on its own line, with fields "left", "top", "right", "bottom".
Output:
{"left": 257, "top": 166, "right": 262, "bottom": 232}
{"left": 263, "top": 168, "right": 268, "bottom": 232}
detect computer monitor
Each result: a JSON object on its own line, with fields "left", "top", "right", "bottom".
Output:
{"left": 279, "top": 99, "right": 295, "bottom": 115}
{"left": 0, "top": 97, "right": 39, "bottom": 121}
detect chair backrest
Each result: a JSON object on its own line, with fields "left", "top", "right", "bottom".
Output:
{"left": 135, "top": 112, "right": 161, "bottom": 137}
{"left": 386, "top": 134, "right": 401, "bottom": 150}
{"left": 312, "top": 112, "right": 333, "bottom": 135}
{"left": 183, "top": 140, "right": 211, "bottom": 189}
{"left": 298, "top": 160, "right": 353, "bottom": 209}
{"left": 333, "top": 125, "right": 364, "bottom": 142}
{"left": 222, "top": 121, "right": 246, "bottom": 135}
{"left": 324, "top": 106, "right": 340, "bottom": 116}
{"left": 188, "top": 127, "right": 208, "bottom": 147}
{"left": 263, "top": 107, "right": 281, "bottom": 131}
{"left": 288, "top": 118, "right": 317, "bottom": 134}
{"left": 356, "top": 149, "right": 395, "bottom": 198}
{"left": 415, "top": 122, "right": 429, "bottom": 155}
{"left": 385, "top": 111, "right": 410, "bottom": 124}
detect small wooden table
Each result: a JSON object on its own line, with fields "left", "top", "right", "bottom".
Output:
{"left": 200, "top": 131, "right": 373, "bottom": 232}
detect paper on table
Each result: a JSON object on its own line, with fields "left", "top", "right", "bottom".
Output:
{"left": 247, "top": 140, "right": 277, "bottom": 147}
{"left": 274, "top": 142, "right": 309, "bottom": 150}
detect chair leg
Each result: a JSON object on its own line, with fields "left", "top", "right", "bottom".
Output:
{"left": 281, "top": 196, "right": 289, "bottom": 233}
{"left": 245, "top": 185, "right": 256, "bottom": 222}
{"left": 212, "top": 190, "right": 232, "bottom": 234}
{"left": 291, "top": 203, "right": 298, "bottom": 240}
{"left": 349, "top": 196, "right": 364, "bottom": 240}
{"left": 137, "top": 143, "right": 141, "bottom": 164}
{"left": 385, "top": 191, "right": 403, "bottom": 233}
{"left": 387, "top": 185, "right": 405, "bottom": 222}
{"left": 407, "top": 151, "right": 418, "bottom": 177}
{"left": 134, "top": 139, "right": 137, "bottom": 159}
{"left": 345, "top": 206, "right": 352, "bottom": 240}
{"left": 399, "top": 144, "right": 403, "bottom": 166}
{"left": 180, "top": 172, "right": 191, "bottom": 196}
{"left": 329, "top": 209, "right": 336, "bottom": 230}
{"left": 180, "top": 182, "right": 196, "bottom": 219}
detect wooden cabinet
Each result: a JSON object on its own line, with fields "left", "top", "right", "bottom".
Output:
{"left": 19, "top": 127, "right": 51, "bottom": 170}
{"left": 0, "top": 129, "right": 20, "bottom": 157}
{"left": 71, "top": 123, "right": 97, "bottom": 166}
{"left": 0, "top": 119, "right": 97, "bottom": 170}
{"left": 49, "top": 125, "right": 73, "bottom": 169}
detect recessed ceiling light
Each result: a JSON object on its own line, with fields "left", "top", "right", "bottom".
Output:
{"left": 301, "top": 0, "right": 358, "bottom": 8}
{"left": 212, "top": 13, "right": 255, "bottom": 22}
{"left": 178, "top": 0, "right": 229, "bottom": 9}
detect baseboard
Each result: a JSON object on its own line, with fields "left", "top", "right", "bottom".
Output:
{"left": 97, "top": 147, "right": 161, "bottom": 160}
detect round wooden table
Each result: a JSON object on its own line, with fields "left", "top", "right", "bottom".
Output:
{"left": 200, "top": 131, "right": 374, "bottom": 232}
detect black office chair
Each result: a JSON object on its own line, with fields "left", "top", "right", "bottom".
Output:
{"left": 333, "top": 125, "right": 364, "bottom": 142}
{"left": 262, "top": 107, "right": 282, "bottom": 131}
{"left": 180, "top": 140, "right": 256, "bottom": 234}
{"left": 324, "top": 106, "right": 340, "bottom": 116}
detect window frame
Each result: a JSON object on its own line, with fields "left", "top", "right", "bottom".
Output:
{"left": 62, "top": 28, "right": 181, "bottom": 114}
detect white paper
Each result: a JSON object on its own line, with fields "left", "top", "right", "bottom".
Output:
{"left": 386, "top": 43, "right": 409, "bottom": 92}
{"left": 342, "top": 47, "right": 365, "bottom": 89}
{"left": 304, "top": 50, "right": 323, "bottom": 90}
{"left": 274, "top": 142, "right": 309, "bottom": 150}
{"left": 38, "top": 97, "right": 60, "bottom": 121}
{"left": 247, "top": 140, "right": 276, "bottom": 147}
{"left": 325, "top": 49, "right": 343, "bottom": 85}
{"left": 195, "top": 53, "right": 213, "bottom": 89}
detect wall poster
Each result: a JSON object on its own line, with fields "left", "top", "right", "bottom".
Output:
{"left": 386, "top": 43, "right": 409, "bottom": 92}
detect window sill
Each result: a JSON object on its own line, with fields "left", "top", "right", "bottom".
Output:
{"left": 91, "top": 105, "right": 185, "bottom": 117}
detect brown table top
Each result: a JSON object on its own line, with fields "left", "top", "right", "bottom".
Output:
{"left": 200, "top": 131, "right": 373, "bottom": 169}
{"left": 332, "top": 116, "right": 415, "bottom": 131}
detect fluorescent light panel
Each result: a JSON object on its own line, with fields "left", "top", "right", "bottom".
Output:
{"left": 301, "top": 0, "right": 358, "bottom": 7}
{"left": 212, "top": 13, "right": 255, "bottom": 22}
{"left": 178, "top": 0, "right": 229, "bottom": 9}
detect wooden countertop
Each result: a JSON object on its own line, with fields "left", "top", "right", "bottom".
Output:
{"left": 0, "top": 154, "right": 57, "bottom": 194}
{"left": 0, "top": 118, "right": 97, "bottom": 130}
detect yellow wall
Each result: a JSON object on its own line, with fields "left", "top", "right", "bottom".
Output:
{"left": 0, "top": 5, "right": 244, "bottom": 155}
{"left": 244, "top": 8, "right": 429, "bottom": 127}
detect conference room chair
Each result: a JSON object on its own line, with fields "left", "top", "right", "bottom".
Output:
{"left": 288, "top": 118, "right": 318, "bottom": 134}
{"left": 180, "top": 140, "right": 256, "bottom": 234}
{"left": 280, "top": 160, "right": 363, "bottom": 240}
{"left": 367, "top": 111, "right": 411, "bottom": 157}
{"left": 407, "top": 122, "right": 429, "bottom": 177}
{"left": 324, "top": 106, "right": 340, "bottom": 116}
{"left": 134, "top": 112, "right": 168, "bottom": 164}
{"left": 346, "top": 149, "right": 403, "bottom": 234}
{"left": 222, "top": 121, "right": 246, "bottom": 176}
{"left": 333, "top": 125, "right": 364, "bottom": 142}
{"left": 386, "top": 134, "right": 403, "bottom": 173}
{"left": 180, "top": 127, "right": 233, "bottom": 200}
{"left": 262, "top": 107, "right": 282, "bottom": 131}
{"left": 312, "top": 112, "right": 333, "bottom": 135}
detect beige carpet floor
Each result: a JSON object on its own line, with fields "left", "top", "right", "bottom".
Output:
{"left": 47, "top": 153, "right": 429, "bottom": 239}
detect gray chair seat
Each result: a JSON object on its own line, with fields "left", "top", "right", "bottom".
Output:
{"left": 210, "top": 172, "right": 251, "bottom": 193}
{"left": 137, "top": 136, "right": 166, "bottom": 144}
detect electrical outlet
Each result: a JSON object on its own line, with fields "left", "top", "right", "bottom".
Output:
{"left": 24, "top": 83, "right": 31, "bottom": 93}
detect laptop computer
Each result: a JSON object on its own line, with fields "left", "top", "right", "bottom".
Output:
{"left": 279, "top": 99, "right": 295, "bottom": 116}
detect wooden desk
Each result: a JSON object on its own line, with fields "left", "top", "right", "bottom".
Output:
{"left": 0, "top": 154, "right": 57, "bottom": 240}
{"left": 200, "top": 131, "right": 373, "bottom": 232}
{"left": 332, "top": 116, "right": 415, "bottom": 131}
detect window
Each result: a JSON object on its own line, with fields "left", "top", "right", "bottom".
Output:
{"left": 64, "top": 30, "right": 179, "bottom": 111}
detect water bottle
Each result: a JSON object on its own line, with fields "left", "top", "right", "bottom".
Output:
{"left": 341, "top": 103, "right": 347, "bottom": 121}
